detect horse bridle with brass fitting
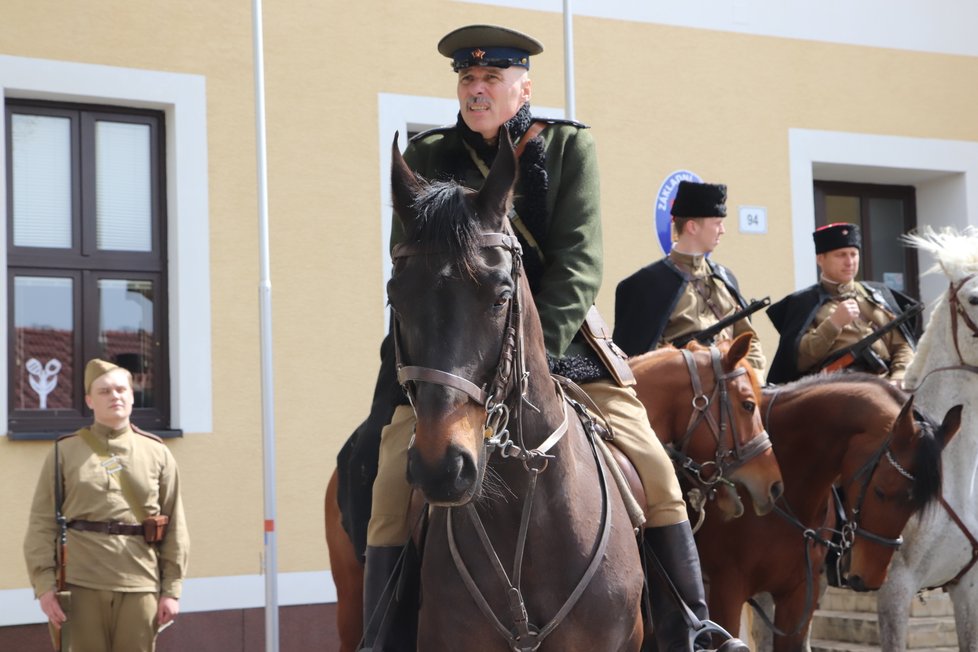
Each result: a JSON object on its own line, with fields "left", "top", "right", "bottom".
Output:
{"left": 668, "top": 346, "right": 772, "bottom": 496}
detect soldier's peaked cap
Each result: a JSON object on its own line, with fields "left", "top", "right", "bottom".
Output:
{"left": 438, "top": 24, "right": 544, "bottom": 72}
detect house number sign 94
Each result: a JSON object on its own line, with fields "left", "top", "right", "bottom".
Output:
{"left": 739, "top": 206, "right": 767, "bottom": 234}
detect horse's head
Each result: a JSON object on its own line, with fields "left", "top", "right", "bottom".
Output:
{"left": 903, "top": 226, "right": 978, "bottom": 375}
{"left": 388, "top": 130, "right": 538, "bottom": 507}
{"left": 705, "top": 334, "right": 783, "bottom": 518}
{"left": 632, "top": 332, "right": 783, "bottom": 520}
{"left": 842, "top": 396, "right": 962, "bottom": 591}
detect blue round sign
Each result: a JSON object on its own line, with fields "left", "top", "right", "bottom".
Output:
{"left": 654, "top": 170, "right": 702, "bottom": 255}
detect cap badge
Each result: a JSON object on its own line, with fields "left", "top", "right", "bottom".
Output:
{"left": 471, "top": 48, "right": 486, "bottom": 60}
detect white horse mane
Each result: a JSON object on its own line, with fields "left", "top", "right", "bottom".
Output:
{"left": 902, "top": 225, "right": 978, "bottom": 280}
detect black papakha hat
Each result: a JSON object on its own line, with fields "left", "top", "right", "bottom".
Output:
{"left": 671, "top": 181, "right": 727, "bottom": 218}
{"left": 813, "top": 222, "right": 862, "bottom": 253}
{"left": 438, "top": 24, "right": 544, "bottom": 72}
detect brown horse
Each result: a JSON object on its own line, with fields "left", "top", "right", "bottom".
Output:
{"left": 692, "top": 373, "right": 962, "bottom": 652}
{"left": 630, "top": 335, "right": 784, "bottom": 523}
{"left": 335, "top": 131, "right": 647, "bottom": 651}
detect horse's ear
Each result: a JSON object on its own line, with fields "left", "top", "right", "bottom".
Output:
{"left": 391, "top": 131, "right": 422, "bottom": 226}
{"left": 938, "top": 404, "right": 963, "bottom": 448}
{"left": 475, "top": 128, "right": 517, "bottom": 230}
{"left": 725, "top": 331, "right": 753, "bottom": 370}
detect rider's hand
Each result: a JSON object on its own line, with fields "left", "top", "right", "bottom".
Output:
{"left": 830, "top": 299, "right": 860, "bottom": 328}
{"left": 39, "top": 590, "right": 67, "bottom": 629}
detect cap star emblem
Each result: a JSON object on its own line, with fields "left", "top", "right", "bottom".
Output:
{"left": 471, "top": 48, "right": 486, "bottom": 60}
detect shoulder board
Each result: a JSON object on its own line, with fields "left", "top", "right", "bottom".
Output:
{"left": 531, "top": 117, "right": 589, "bottom": 129}
{"left": 131, "top": 425, "right": 163, "bottom": 443}
{"left": 408, "top": 125, "right": 455, "bottom": 143}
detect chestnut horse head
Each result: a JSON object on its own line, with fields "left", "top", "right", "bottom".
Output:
{"left": 630, "top": 332, "right": 784, "bottom": 520}
{"left": 841, "top": 395, "right": 962, "bottom": 591}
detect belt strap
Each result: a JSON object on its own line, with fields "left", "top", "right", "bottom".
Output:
{"left": 68, "top": 519, "right": 143, "bottom": 536}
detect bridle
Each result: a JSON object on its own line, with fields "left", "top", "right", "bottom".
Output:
{"left": 390, "top": 227, "right": 612, "bottom": 652}
{"left": 838, "top": 411, "right": 922, "bottom": 552}
{"left": 946, "top": 273, "right": 978, "bottom": 365}
{"left": 668, "top": 346, "right": 772, "bottom": 520}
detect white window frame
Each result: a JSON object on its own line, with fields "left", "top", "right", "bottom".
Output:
{"left": 0, "top": 55, "right": 212, "bottom": 434}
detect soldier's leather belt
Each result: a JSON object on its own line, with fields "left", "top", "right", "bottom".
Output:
{"left": 67, "top": 519, "right": 144, "bottom": 535}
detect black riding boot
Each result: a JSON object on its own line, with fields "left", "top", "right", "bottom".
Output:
{"left": 644, "top": 522, "right": 719, "bottom": 652}
{"left": 361, "top": 545, "right": 404, "bottom": 651}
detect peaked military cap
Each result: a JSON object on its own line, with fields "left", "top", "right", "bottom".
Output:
{"left": 814, "top": 222, "right": 862, "bottom": 253}
{"left": 84, "top": 358, "right": 122, "bottom": 393}
{"left": 671, "top": 181, "right": 727, "bottom": 218}
{"left": 438, "top": 24, "right": 544, "bottom": 72}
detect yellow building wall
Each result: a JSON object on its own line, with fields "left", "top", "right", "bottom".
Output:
{"left": 1, "top": 0, "right": 976, "bottom": 598}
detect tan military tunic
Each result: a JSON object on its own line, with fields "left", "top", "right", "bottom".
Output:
{"left": 24, "top": 423, "right": 189, "bottom": 599}
{"left": 797, "top": 278, "right": 914, "bottom": 380}
{"left": 658, "top": 251, "right": 767, "bottom": 374}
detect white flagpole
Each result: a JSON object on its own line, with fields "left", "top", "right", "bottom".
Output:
{"left": 250, "top": 0, "right": 280, "bottom": 649}
{"left": 563, "top": 0, "right": 576, "bottom": 121}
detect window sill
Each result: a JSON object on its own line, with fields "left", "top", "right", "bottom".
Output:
{"left": 8, "top": 429, "right": 184, "bottom": 441}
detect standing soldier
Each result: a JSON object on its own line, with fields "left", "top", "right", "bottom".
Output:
{"left": 766, "top": 222, "right": 918, "bottom": 385}
{"left": 24, "top": 359, "right": 189, "bottom": 651}
{"left": 613, "top": 180, "right": 767, "bottom": 375}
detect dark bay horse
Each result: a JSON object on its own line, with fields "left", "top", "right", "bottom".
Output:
{"left": 371, "top": 131, "right": 642, "bottom": 651}
{"left": 630, "top": 336, "right": 784, "bottom": 524}
{"left": 693, "top": 373, "right": 961, "bottom": 652}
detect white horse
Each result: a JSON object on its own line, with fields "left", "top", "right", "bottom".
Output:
{"left": 877, "top": 226, "right": 978, "bottom": 651}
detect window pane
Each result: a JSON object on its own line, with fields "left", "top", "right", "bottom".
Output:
{"left": 868, "top": 198, "right": 907, "bottom": 291}
{"left": 99, "top": 279, "right": 155, "bottom": 408}
{"left": 96, "top": 121, "right": 152, "bottom": 252}
{"left": 13, "top": 277, "right": 74, "bottom": 410}
{"left": 11, "top": 114, "right": 72, "bottom": 249}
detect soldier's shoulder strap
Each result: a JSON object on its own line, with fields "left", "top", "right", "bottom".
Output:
{"left": 132, "top": 425, "right": 163, "bottom": 443}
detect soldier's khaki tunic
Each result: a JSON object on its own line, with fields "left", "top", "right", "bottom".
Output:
{"left": 659, "top": 251, "right": 767, "bottom": 374}
{"left": 798, "top": 278, "right": 914, "bottom": 380}
{"left": 24, "top": 423, "right": 189, "bottom": 650}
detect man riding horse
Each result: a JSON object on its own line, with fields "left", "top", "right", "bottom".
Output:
{"left": 340, "top": 23, "right": 720, "bottom": 652}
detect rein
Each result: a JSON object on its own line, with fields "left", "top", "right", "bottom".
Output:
{"left": 668, "top": 347, "right": 772, "bottom": 525}
{"left": 392, "top": 228, "right": 612, "bottom": 651}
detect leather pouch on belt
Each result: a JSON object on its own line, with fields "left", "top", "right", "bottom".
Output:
{"left": 143, "top": 514, "right": 170, "bottom": 543}
{"left": 581, "top": 306, "right": 636, "bottom": 387}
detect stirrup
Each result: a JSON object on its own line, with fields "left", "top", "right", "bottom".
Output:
{"left": 690, "top": 619, "right": 750, "bottom": 652}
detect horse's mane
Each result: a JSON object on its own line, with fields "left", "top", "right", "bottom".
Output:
{"left": 902, "top": 226, "right": 978, "bottom": 280}
{"left": 402, "top": 180, "right": 482, "bottom": 265}
{"left": 776, "top": 370, "right": 905, "bottom": 402}
{"left": 778, "top": 371, "right": 943, "bottom": 509}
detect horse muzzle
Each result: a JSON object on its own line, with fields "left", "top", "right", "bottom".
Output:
{"left": 407, "top": 443, "right": 481, "bottom": 506}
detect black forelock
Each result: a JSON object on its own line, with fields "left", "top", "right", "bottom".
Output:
{"left": 907, "top": 409, "right": 944, "bottom": 510}
{"left": 404, "top": 180, "right": 482, "bottom": 264}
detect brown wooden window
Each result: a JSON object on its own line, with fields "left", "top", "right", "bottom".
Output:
{"left": 5, "top": 100, "right": 169, "bottom": 437}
